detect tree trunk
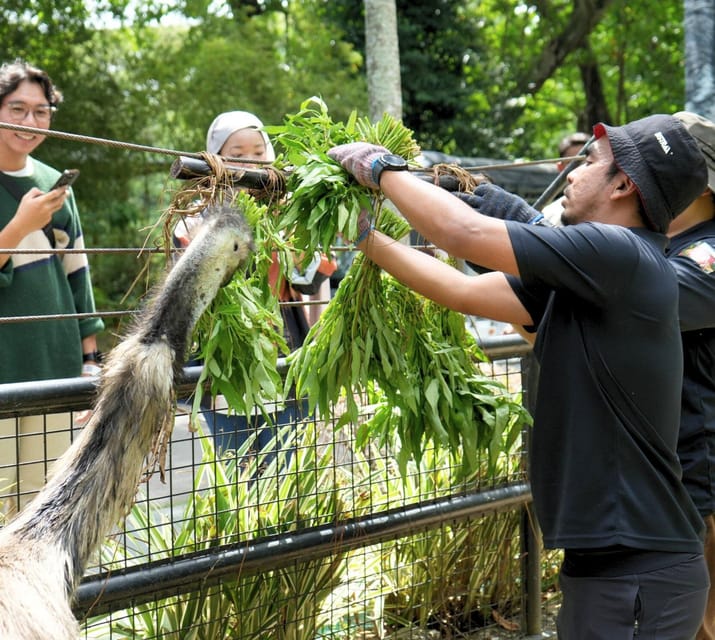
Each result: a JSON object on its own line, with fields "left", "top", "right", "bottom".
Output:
{"left": 516, "top": 0, "right": 614, "bottom": 98}
{"left": 364, "top": 0, "right": 402, "bottom": 121}
{"left": 684, "top": 0, "right": 715, "bottom": 120}
{"left": 579, "top": 44, "right": 613, "bottom": 127}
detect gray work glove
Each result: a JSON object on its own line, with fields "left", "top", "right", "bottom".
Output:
{"left": 327, "top": 142, "right": 390, "bottom": 190}
{"left": 341, "top": 208, "right": 373, "bottom": 247}
{"left": 454, "top": 183, "right": 551, "bottom": 226}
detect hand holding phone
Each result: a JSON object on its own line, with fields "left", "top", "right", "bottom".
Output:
{"left": 44, "top": 170, "right": 79, "bottom": 248}
{"left": 50, "top": 169, "right": 80, "bottom": 191}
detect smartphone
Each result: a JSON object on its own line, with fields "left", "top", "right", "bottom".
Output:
{"left": 44, "top": 169, "right": 80, "bottom": 248}
{"left": 50, "top": 169, "right": 80, "bottom": 191}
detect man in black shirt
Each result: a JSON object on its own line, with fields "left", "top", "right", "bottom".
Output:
{"left": 327, "top": 114, "right": 708, "bottom": 639}
{"left": 670, "top": 111, "right": 715, "bottom": 640}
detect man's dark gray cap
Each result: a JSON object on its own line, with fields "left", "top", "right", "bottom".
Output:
{"left": 594, "top": 114, "right": 708, "bottom": 233}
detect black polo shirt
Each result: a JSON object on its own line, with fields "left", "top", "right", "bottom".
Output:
{"left": 667, "top": 220, "right": 715, "bottom": 517}
{"left": 506, "top": 221, "right": 703, "bottom": 553}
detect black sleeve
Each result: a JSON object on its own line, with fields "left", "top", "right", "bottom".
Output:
{"left": 506, "top": 221, "right": 640, "bottom": 307}
{"left": 505, "top": 274, "right": 551, "bottom": 331}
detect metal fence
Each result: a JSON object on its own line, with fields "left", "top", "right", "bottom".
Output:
{"left": 0, "top": 129, "right": 571, "bottom": 638}
{"left": 0, "top": 332, "right": 558, "bottom": 640}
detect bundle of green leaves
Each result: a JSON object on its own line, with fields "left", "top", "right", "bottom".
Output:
{"left": 190, "top": 190, "right": 291, "bottom": 422}
{"left": 182, "top": 97, "right": 530, "bottom": 477}
{"left": 269, "top": 96, "right": 421, "bottom": 261}
{"left": 271, "top": 98, "right": 531, "bottom": 477}
{"left": 287, "top": 237, "right": 530, "bottom": 477}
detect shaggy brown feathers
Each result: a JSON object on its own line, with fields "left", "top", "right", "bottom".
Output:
{"left": 0, "top": 205, "right": 253, "bottom": 639}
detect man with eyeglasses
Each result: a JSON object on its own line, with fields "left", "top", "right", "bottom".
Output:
{"left": 0, "top": 59, "right": 104, "bottom": 515}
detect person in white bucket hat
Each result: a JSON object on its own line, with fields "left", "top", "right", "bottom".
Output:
{"left": 175, "top": 110, "right": 334, "bottom": 459}
{"left": 205, "top": 110, "right": 276, "bottom": 160}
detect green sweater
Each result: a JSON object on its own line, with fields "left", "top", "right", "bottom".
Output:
{"left": 0, "top": 159, "right": 104, "bottom": 383}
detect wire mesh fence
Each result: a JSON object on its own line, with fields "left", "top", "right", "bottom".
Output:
{"left": 0, "top": 336, "right": 560, "bottom": 640}
{"left": 0, "top": 141, "right": 566, "bottom": 636}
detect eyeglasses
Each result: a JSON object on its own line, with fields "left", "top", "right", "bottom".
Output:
{"left": 2, "top": 101, "right": 56, "bottom": 124}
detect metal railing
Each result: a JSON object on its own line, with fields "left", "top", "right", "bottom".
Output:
{"left": 0, "top": 334, "right": 547, "bottom": 638}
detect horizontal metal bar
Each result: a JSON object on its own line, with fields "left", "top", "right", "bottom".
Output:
{"left": 74, "top": 482, "right": 531, "bottom": 619}
{"left": 478, "top": 333, "right": 531, "bottom": 359}
{"left": 0, "top": 336, "right": 530, "bottom": 417}
{"left": 0, "top": 366, "right": 205, "bottom": 418}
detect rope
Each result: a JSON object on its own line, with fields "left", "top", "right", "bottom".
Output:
{"left": 0, "top": 121, "right": 200, "bottom": 159}
{"left": 0, "top": 121, "right": 273, "bottom": 165}
{"left": 0, "top": 300, "right": 329, "bottom": 324}
{"left": 0, "top": 311, "right": 136, "bottom": 324}
{"left": 458, "top": 154, "right": 581, "bottom": 172}
{"left": 0, "top": 247, "right": 172, "bottom": 254}
{"left": 0, "top": 120, "right": 577, "bottom": 171}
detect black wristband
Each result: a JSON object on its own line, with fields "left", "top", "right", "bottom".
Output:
{"left": 83, "top": 350, "right": 100, "bottom": 363}
{"left": 371, "top": 153, "right": 408, "bottom": 186}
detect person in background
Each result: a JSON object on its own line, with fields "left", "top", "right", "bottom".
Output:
{"left": 541, "top": 130, "right": 590, "bottom": 225}
{"left": 668, "top": 111, "right": 715, "bottom": 640}
{"left": 0, "top": 59, "right": 104, "bottom": 513}
{"left": 175, "top": 111, "right": 332, "bottom": 455}
{"left": 327, "top": 113, "right": 709, "bottom": 638}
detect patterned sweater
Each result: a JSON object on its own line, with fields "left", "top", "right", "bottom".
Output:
{"left": 0, "top": 158, "right": 104, "bottom": 383}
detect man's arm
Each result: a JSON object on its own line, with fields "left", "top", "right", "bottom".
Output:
{"left": 379, "top": 171, "right": 521, "bottom": 276}
{"left": 359, "top": 229, "right": 533, "bottom": 326}
{"left": 80, "top": 334, "right": 101, "bottom": 377}
{"left": 327, "top": 142, "right": 531, "bottom": 324}
{"left": 81, "top": 335, "right": 99, "bottom": 361}
{"left": 327, "top": 142, "right": 523, "bottom": 275}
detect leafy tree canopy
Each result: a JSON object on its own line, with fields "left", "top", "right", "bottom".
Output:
{"left": 320, "top": 0, "right": 684, "bottom": 158}
{"left": 0, "top": 0, "right": 688, "bottom": 335}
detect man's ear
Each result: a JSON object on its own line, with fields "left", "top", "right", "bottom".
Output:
{"left": 609, "top": 172, "right": 638, "bottom": 203}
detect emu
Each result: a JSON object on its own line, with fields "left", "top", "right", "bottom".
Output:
{"left": 0, "top": 205, "right": 253, "bottom": 639}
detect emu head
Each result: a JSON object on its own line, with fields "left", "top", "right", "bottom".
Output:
{"left": 140, "top": 203, "right": 254, "bottom": 355}
{"left": 184, "top": 203, "right": 255, "bottom": 289}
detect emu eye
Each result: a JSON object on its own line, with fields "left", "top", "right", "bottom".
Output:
{"left": 234, "top": 242, "right": 239, "bottom": 252}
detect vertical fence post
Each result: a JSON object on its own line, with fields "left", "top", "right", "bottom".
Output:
{"left": 520, "top": 350, "right": 542, "bottom": 635}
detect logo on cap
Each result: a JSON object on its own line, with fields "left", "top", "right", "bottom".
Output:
{"left": 654, "top": 131, "right": 672, "bottom": 155}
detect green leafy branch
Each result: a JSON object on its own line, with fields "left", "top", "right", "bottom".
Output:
{"left": 191, "top": 191, "right": 290, "bottom": 422}
{"left": 269, "top": 96, "right": 421, "bottom": 263}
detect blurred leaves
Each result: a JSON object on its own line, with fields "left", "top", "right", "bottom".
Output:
{"left": 0, "top": 0, "right": 688, "bottom": 338}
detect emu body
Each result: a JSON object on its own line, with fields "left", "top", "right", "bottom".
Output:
{"left": 0, "top": 205, "right": 253, "bottom": 639}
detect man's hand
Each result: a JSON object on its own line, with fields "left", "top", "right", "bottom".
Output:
{"left": 337, "top": 208, "right": 374, "bottom": 246}
{"left": 454, "top": 183, "right": 550, "bottom": 226}
{"left": 327, "top": 142, "right": 390, "bottom": 189}
{"left": 12, "top": 187, "right": 67, "bottom": 236}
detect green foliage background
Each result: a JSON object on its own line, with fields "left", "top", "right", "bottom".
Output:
{"left": 0, "top": 0, "right": 686, "bottom": 345}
